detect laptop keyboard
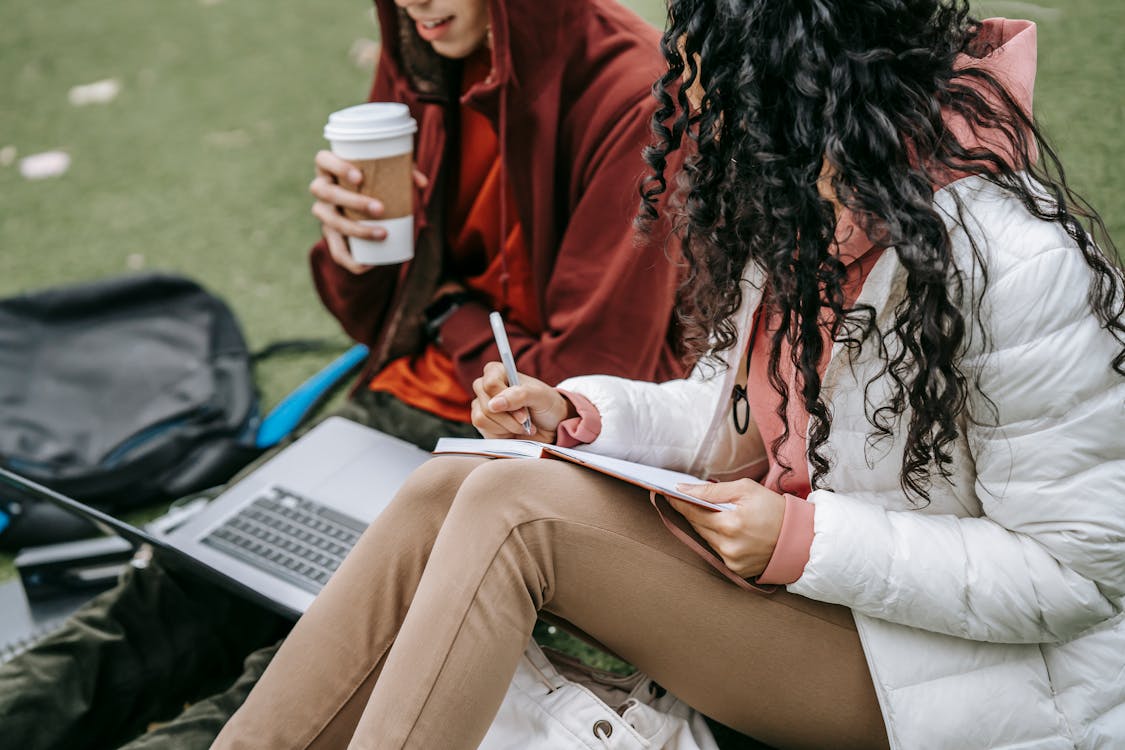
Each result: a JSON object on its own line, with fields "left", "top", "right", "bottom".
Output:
{"left": 200, "top": 486, "right": 367, "bottom": 594}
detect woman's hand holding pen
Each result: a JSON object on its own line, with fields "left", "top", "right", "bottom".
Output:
{"left": 471, "top": 362, "right": 576, "bottom": 443}
{"left": 668, "top": 479, "right": 786, "bottom": 579}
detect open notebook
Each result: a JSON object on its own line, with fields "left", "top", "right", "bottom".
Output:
{"left": 433, "top": 438, "right": 733, "bottom": 512}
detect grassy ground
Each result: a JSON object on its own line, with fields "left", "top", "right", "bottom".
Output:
{"left": 0, "top": 1, "right": 1120, "bottom": 740}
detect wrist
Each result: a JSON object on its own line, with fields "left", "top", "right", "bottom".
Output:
{"left": 756, "top": 494, "right": 815, "bottom": 585}
{"left": 554, "top": 390, "right": 602, "bottom": 448}
{"left": 559, "top": 393, "right": 579, "bottom": 422}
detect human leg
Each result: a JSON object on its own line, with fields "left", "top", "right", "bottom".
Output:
{"left": 217, "top": 458, "right": 887, "bottom": 750}
{"left": 94, "top": 392, "right": 479, "bottom": 749}
{"left": 211, "top": 456, "right": 489, "bottom": 750}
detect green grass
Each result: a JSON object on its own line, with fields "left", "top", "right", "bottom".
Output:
{"left": 0, "top": 0, "right": 1121, "bottom": 712}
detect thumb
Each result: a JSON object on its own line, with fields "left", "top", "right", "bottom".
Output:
{"left": 674, "top": 481, "right": 731, "bottom": 501}
{"left": 489, "top": 381, "right": 564, "bottom": 425}
{"left": 488, "top": 383, "right": 546, "bottom": 413}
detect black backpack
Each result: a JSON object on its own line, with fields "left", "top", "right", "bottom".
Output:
{"left": 0, "top": 274, "right": 264, "bottom": 549}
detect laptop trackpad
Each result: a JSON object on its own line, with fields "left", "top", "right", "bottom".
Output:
{"left": 311, "top": 443, "right": 431, "bottom": 525}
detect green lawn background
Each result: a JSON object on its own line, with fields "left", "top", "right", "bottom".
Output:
{"left": 0, "top": 0, "right": 1121, "bottom": 581}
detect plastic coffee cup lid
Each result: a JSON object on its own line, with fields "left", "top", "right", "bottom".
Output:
{"left": 324, "top": 103, "right": 418, "bottom": 142}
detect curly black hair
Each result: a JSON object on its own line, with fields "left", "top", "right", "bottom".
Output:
{"left": 641, "top": 0, "right": 1124, "bottom": 501}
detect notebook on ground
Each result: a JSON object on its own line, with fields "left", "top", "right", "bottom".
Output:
{"left": 0, "top": 579, "right": 93, "bottom": 666}
{"left": 0, "top": 418, "right": 432, "bottom": 619}
{"left": 432, "top": 438, "right": 733, "bottom": 512}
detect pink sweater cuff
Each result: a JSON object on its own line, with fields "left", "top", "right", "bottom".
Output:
{"left": 756, "top": 494, "right": 815, "bottom": 585}
{"left": 555, "top": 390, "right": 602, "bottom": 448}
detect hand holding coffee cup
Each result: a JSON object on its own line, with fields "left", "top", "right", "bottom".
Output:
{"left": 315, "top": 103, "right": 419, "bottom": 269}
{"left": 310, "top": 152, "right": 428, "bottom": 274}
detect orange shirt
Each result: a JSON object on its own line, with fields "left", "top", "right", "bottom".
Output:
{"left": 369, "top": 51, "right": 540, "bottom": 422}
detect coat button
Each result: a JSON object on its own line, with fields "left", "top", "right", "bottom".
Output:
{"left": 593, "top": 719, "right": 613, "bottom": 739}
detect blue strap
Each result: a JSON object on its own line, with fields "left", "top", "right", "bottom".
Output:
{"left": 254, "top": 344, "right": 370, "bottom": 449}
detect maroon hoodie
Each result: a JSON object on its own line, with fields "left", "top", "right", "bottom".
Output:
{"left": 311, "top": 0, "right": 685, "bottom": 394}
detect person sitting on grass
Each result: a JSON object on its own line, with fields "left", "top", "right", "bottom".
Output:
{"left": 210, "top": 2, "right": 1125, "bottom": 748}
{"left": 0, "top": 0, "right": 686, "bottom": 748}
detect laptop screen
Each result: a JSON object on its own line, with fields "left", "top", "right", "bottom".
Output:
{"left": 0, "top": 468, "right": 300, "bottom": 620}
{"left": 0, "top": 468, "right": 160, "bottom": 550}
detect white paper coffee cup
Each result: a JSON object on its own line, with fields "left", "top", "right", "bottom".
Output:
{"left": 324, "top": 103, "right": 418, "bottom": 265}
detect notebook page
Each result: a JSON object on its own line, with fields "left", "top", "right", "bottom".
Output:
{"left": 432, "top": 439, "right": 733, "bottom": 511}
{"left": 433, "top": 437, "right": 546, "bottom": 459}
{"left": 543, "top": 446, "right": 734, "bottom": 511}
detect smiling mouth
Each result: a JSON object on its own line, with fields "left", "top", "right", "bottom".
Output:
{"left": 419, "top": 16, "right": 453, "bottom": 29}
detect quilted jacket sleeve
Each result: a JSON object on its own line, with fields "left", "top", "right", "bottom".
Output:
{"left": 555, "top": 370, "right": 725, "bottom": 473}
{"left": 790, "top": 238, "right": 1125, "bottom": 644}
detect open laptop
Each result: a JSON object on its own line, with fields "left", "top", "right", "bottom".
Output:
{"left": 0, "top": 417, "right": 432, "bottom": 619}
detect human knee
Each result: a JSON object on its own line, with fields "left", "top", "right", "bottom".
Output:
{"left": 390, "top": 456, "right": 487, "bottom": 517}
{"left": 452, "top": 459, "right": 570, "bottom": 528}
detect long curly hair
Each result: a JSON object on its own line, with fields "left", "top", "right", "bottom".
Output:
{"left": 641, "top": 0, "right": 1125, "bottom": 501}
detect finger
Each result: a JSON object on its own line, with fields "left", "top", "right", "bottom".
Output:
{"left": 480, "top": 361, "right": 514, "bottom": 395}
{"left": 478, "top": 363, "right": 535, "bottom": 427}
{"left": 664, "top": 496, "right": 726, "bottom": 542}
{"left": 665, "top": 493, "right": 725, "bottom": 524}
{"left": 413, "top": 168, "right": 430, "bottom": 190}
{"left": 483, "top": 375, "right": 558, "bottom": 411}
{"left": 315, "top": 150, "right": 363, "bottom": 186}
{"left": 312, "top": 201, "right": 388, "bottom": 241}
{"left": 471, "top": 400, "right": 511, "bottom": 438}
{"left": 471, "top": 398, "right": 523, "bottom": 439}
{"left": 323, "top": 228, "right": 371, "bottom": 275}
{"left": 674, "top": 480, "right": 748, "bottom": 504}
{"left": 666, "top": 494, "right": 735, "bottom": 541}
{"left": 472, "top": 378, "right": 529, "bottom": 436}
{"left": 309, "top": 176, "right": 385, "bottom": 217}
{"left": 484, "top": 385, "right": 533, "bottom": 427}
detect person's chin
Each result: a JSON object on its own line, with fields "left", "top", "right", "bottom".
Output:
{"left": 429, "top": 38, "right": 480, "bottom": 60}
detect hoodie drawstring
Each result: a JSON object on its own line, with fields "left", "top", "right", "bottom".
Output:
{"left": 497, "top": 80, "right": 512, "bottom": 308}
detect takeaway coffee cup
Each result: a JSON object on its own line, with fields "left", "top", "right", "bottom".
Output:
{"left": 323, "top": 102, "right": 419, "bottom": 265}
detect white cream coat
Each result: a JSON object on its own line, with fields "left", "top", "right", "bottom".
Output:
{"left": 558, "top": 176, "right": 1125, "bottom": 749}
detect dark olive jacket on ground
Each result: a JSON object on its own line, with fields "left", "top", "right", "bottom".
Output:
{"left": 310, "top": 0, "right": 685, "bottom": 391}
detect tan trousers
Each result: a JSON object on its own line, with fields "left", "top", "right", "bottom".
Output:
{"left": 212, "top": 457, "right": 888, "bottom": 750}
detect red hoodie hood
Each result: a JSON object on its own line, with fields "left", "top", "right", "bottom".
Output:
{"left": 372, "top": 0, "right": 599, "bottom": 112}
{"left": 369, "top": 0, "right": 666, "bottom": 287}
{"left": 371, "top": 0, "right": 570, "bottom": 305}
{"left": 311, "top": 1, "right": 684, "bottom": 392}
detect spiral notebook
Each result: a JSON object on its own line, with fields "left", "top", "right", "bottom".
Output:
{"left": 0, "top": 580, "right": 91, "bottom": 666}
{"left": 432, "top": 438, "right": 733, "bottom": 512}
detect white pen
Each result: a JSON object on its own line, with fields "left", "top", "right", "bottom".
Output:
{"left": 488, "top": 311, "right": 534, "bottom": 436}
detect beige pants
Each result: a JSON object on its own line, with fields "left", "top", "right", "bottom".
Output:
{"left": 212, "top": 457, "right": 888, "bottom": 750}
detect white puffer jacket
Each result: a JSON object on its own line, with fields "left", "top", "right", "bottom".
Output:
{"left": 558, "top": 176, "right": 1125, "bottom": 749}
